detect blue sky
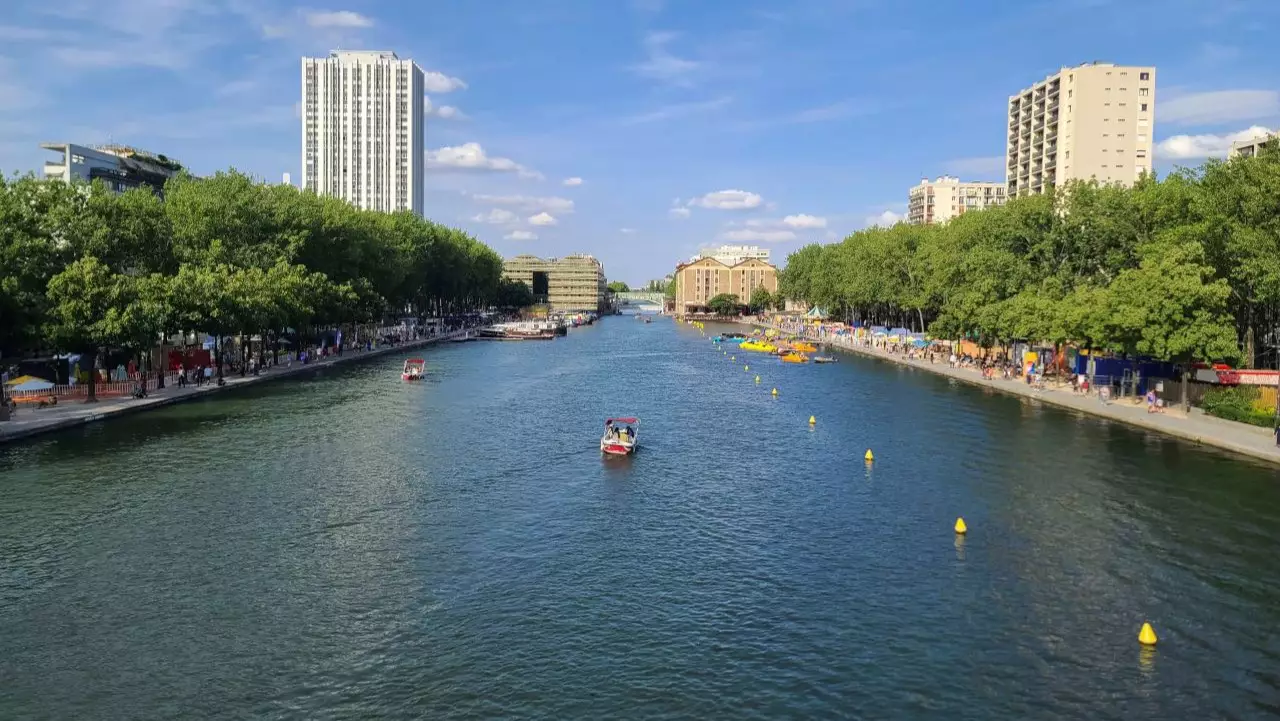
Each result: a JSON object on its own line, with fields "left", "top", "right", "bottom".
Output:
{"left": 2, "top": 0, "right": 1279, "bottom": 285}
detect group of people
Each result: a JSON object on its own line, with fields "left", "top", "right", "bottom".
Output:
{"left": 604, "top": 421, "right": 636, "bottom": 444}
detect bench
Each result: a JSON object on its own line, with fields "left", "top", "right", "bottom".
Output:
{"left": 7, "top": 395, "right": 58, "bottom": 409}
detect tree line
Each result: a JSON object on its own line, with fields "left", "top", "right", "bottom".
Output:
{"left": 1, "top": 170, "right": 515, "bottom": 399}
{"left": 779, "top": 145, "right": 1280, "bottom": 367}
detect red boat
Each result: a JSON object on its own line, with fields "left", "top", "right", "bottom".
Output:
{"left": 401, "top": 358, "right": 425, "bottom": 381}
{"left": 600, "top": 417, "right": 639, "bottom": 456}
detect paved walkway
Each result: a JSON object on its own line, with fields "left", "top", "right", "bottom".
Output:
{"left": 743, "top": 320, "right": 1280, "bottom": 467}
{"left": 0, "top": 330, "right": 469, "bottom": 445}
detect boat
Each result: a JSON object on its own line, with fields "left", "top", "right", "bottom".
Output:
{"left": 601, "top": 417, "right": 640, "bottom": 456}
{"left": 643, "top": 316, "right": 652, "bottom": 324}
{"left": 813, "top": 356, "right": 838, "bottom": 364}
{"left": 792, "top": 341, "right": 818, "bottom": 353}
{"left": 739, "top": 341, "right": 777, "bottom": 353}
{"left": 401, "top": 358, "right": 426, "bottom": 380}
{"left": 780, "top": 352, "right": 809, "bottom": 364}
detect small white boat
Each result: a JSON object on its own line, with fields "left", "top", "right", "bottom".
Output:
{"left": 401, "top": 358, "right": 426, "bottom": 380}
{"left": 601, "top": 417, "right": 639, "bottom": 456}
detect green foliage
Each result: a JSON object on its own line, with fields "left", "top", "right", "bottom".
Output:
{"left": 1201, "top": 386, "right": 1275, "bottom": 427}
{"left": 777, "top": 157, "right": 1280, "bottom": 364}
{"left": 607, "top": 281, "right": 630, "bottom": 293}
{"left": 749, "top": 286, "right": 775, "bottom": 312}
{"left": 0, "top": 170, "right": 507, "bottom": 362}
{"left": 708, "top": 293, "right": 741, "bottom": 316}
{"left": 496, "top": 278, "right": 536, "bottom": 309}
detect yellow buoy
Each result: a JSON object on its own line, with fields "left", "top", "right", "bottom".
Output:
{"left": 808, "top": 415, "right": 816, "bottom": 425}
{"left": 954, "top": 517, "right": 967, "bottom": 534}
{"left": 1138, "top": 622, "right": 1158, "bottom": 646}
{"left": 744, "top": 365, "right": 749, "bottom": 371}
{"left": 865, "top": 449, "right": 874, "bottom": 462}
{"left": 754, "top": 375, "right": 760, "bottom": 383}
{"left": 731, "top": 356, "right": 735, "bottom": 361}
{"left": 771, "top": 388, "right": 778, "bottom": 396}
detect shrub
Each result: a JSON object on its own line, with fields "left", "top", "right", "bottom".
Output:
{"left": 1201, "top": 386, "right": 1276, "bottom": 427}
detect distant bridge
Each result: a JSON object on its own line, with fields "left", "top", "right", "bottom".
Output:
{"left": 614, "top": 291, "right": 665, "bottom": 307}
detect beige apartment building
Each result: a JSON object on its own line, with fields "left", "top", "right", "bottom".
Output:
{"left": 907, "top": 176, "right": 1006, "bottom": 225}
{"left": 673, "top": 257, "right": 778, "bottom": 314}
{"left": 503, "top": 254, "right": 607, "bottom": 312}
{"left": 1229, "top": 132, "right": 1278, "bottom": 159}
{"left": 1006, "top": 62, "right": 1155, "bottom": 197}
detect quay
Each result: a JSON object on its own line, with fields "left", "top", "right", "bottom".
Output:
{"left": 0, "top": 330, "right": 468, "bottom": 445}
{"left": 741, "top": 318, "right": 1280, "bottom": 467}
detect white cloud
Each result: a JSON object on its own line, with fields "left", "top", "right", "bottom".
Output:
{"left": 505, "top": 230, "right": 537, "bottom": 241}
{"left": 427, "top": 143, "right": 542, "bottom": 179}
{"left": 471, "top": 208, "right": 519, "bottom": 225}
{"left": 622, "top": 96, "right": 731, "bottom": 124}
{"left": 941, "top": 156, "right": 1005, "bottom": 178}
{"left": 470, "top": 194, "right": 575, "bottom": 214}
{"left": 632, "top": 31, "right": 698, "bottom": 85}
{"left": 620, "top": 228, "right": 637, "bottom": 234}
{"left": 782, "top": 214, "right": 827, "bottom": 229}
{"left": 424, "top": 96, "right": 466, "bottom": 120}
{"left": 865, "top": 210, "right": 903, "bottom": 228}
{"left": 423, "top": 71, "right": 467, "bottom": 93}
{"left": 562, "top": 177, "right": 583, "bottom": 186}
{"left": 669, "top": 206, "right": 691, "bottom": 218}
{"left": 1160, "top": 90, "right": 1280, "bottom": 126}
{"left": 304, "top": 10, "right": 374, "bottom": 28}
{"left": 1157, "top": 125, "right": 1276, "bottom": 159}
{"left": 528, "top": 212, "right": 558, "bottom": 226}
{"left": 691, "top": 189, "right": 763, "bottom": 210}
{"left": 720, "top": 228, "right": 797, "bottom": 243}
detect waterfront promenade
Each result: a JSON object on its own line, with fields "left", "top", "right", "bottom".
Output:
{"left": 0, "top": 330, "right": 466, "bottom": 445}
{"left": 743, "top": 318, "right": 1280, "bottom": 466}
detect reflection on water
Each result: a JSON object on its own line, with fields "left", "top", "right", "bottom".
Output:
{"left": 2, "top": 317, "right": 1279, "bottom": 720}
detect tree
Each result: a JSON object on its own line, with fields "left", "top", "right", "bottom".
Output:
{"left": 749, "top": 286, "right": 775, "bottom": 313}
{"left": 607, "top": 281, "right": 630, "bottom": 293}
{"left": 708, "top": 293, "right": 741, "bottom": 317}
{"left": 496, "top": 278, "right": 535, "bottom": 309}
{"left": 43, "top": 257, "right": 134, "bottom": 402}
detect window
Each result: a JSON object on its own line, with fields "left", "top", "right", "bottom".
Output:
{"left": 1137, "top": 150, "right": 1147, "bottom": 158}
{"left": 1140, "top": 72, "right": 1150, "bottom": 80}
{"left": 1119, "top": 88, "right": 1127, "bottom": 92}
{"left": 1138, "top": 88, "right": 1149, "bottom": 97}
{"left": 1140, "top": 103, "right": 1148, "bottom": 112}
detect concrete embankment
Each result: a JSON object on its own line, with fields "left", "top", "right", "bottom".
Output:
{"left": 0, "top": 331, "right": 467, "bottom": 446}
{"left": 740, "top": 319, "right": 1280, "bottom": 467}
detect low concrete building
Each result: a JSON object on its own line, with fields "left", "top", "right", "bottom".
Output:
{"left": 41, "top": 143, "right": 184, "bottom": 195}
{"left": 503, "top": 254, "right": 607, "bottom": 312}
{"left": 1229, "top": 132, "right": 1278, "bottom": 159}
{"left": 908, "top": 176, "right": 1006, "bottom": 225}
{"left": 673, "top": 256, "right": 778, "bottom": 314}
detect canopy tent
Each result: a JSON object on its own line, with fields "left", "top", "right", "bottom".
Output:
{"left": 4, "top": 376, "right": 54, "bottom": 392}
{"left": 805, "top": 306, "right": 828, "bottom": 319}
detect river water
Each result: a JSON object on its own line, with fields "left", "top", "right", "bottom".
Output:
{"left": 2, "top": 317, "right": 1279, "bottom": 720}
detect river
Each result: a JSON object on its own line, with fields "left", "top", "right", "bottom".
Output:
{"left": 2, "top": 317, "right": 1279, "bottom": 720}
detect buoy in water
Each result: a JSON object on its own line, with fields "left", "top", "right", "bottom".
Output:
{"left": 1138, "top": 622, "right": 1158, "bottom": 646}
{"left": 754, "top": 375, "right": 760, "bottom": 383}
{"left": 744, "top": 365, "right": 749, "bottom": 371}
{"left": 954, "top": 517, "right": 968, "bottom": 534}
{"left": 771, "top": 388, "right": 778, "bottom": 396}
{"left": 865, "top": 449, "right": 874, "bottom": 462}
{"left": 808, "top": 415, "right": 816, "bottom": 425}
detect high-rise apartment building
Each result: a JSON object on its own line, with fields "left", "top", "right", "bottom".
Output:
{"left": 907, "top": 176, "right": 1006, "bottom": 225}
{"left": 1006, "top": 62, "right": 1155, "bottom": 197}
{"left": 302, "top": 50, "right": 425, "bottom": 216}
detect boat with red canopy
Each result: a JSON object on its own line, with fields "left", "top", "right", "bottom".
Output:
{"left": 600, "top": 417, "right": 640, "bottom": 456}
{"left": 401, "top": 358, "right": 426, "bottom": 381}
